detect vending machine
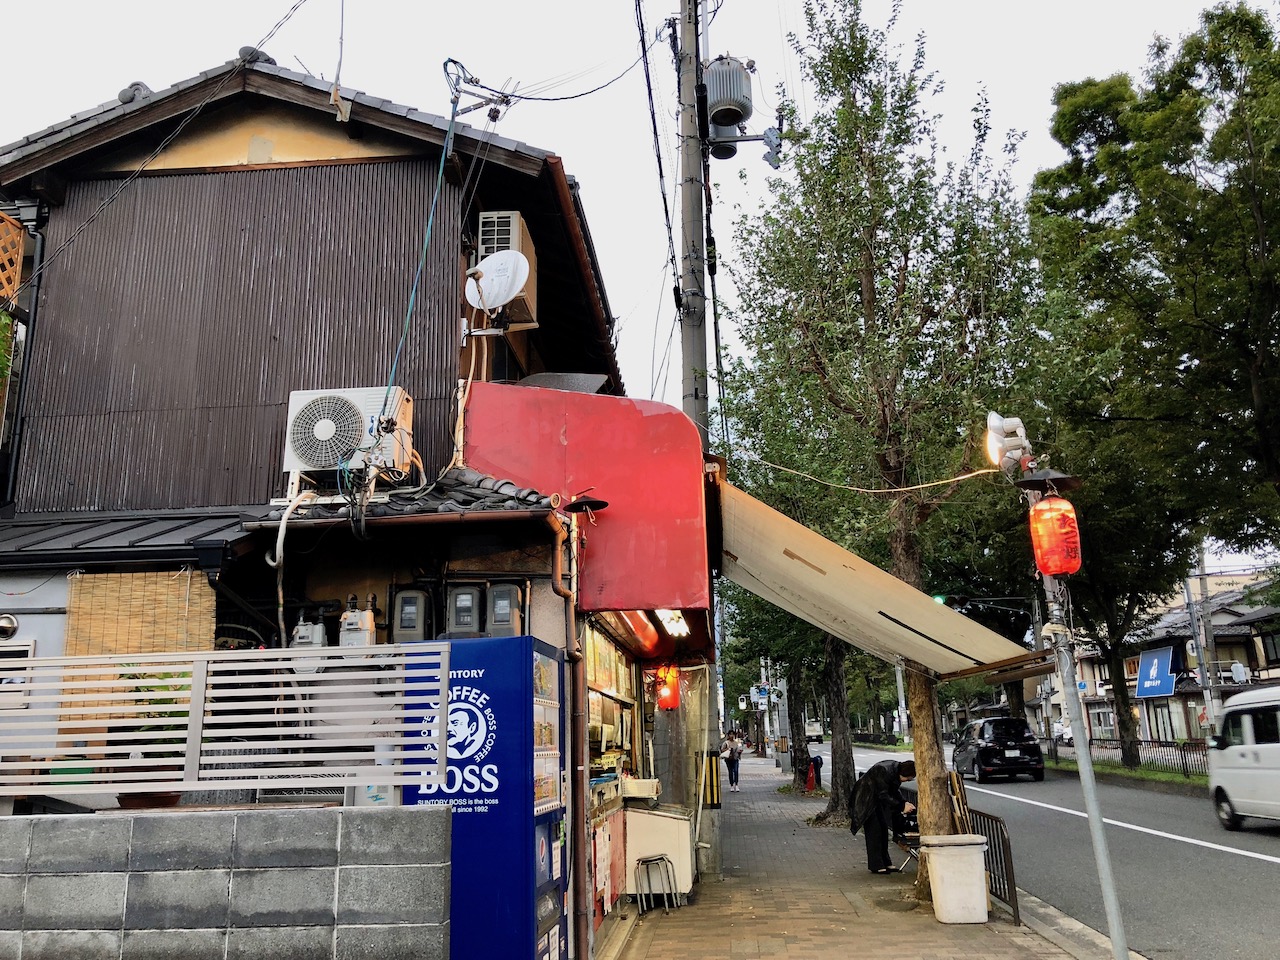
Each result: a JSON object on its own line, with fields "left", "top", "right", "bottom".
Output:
{"left": 405, "top": 635, "right": 567, "bottom": 960}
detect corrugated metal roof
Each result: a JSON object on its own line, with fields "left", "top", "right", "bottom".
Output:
{"left": 0, "top": 509, "right": 254, "bottom": 569}
{"left": 0, "top": 467, "right": 556, "bottom": 568}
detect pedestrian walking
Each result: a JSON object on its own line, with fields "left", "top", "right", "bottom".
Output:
{"left": 848, "top": 758, "right": 916, "bottom": 873}
{"left": 720, "top": 731, "right": 745, "bottom": 792}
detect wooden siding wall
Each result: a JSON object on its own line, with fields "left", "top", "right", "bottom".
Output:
{"left": 19, "top": 160, "right": 461, "bottom": 512}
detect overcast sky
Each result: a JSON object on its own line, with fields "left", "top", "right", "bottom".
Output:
{"left": 4, "top": 0, "right": 1225, "bottom": 401}
{"left": 6, "top": 1, "right": 1270, "bottom": 571}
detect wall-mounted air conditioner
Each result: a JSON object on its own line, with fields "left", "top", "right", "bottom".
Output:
{"left": 475, "top": 211, "right": 537, "bottom": 331}
{"left": 283, "top": 386, "right": 414, "bottom": 479}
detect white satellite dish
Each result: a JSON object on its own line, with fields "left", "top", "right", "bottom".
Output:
{"left": 465, "top": 250, "right": 530, "bottom": 314}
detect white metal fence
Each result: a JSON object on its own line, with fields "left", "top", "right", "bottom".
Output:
{"left": 0, "top": 643, "right": 448, "bottom": 795}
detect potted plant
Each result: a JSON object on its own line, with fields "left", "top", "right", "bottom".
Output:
{"left": 114, "top": 668, "right": 191, "bottom": 809}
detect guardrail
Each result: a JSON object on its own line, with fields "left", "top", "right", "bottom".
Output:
{"left": 1041, "top": 736, "right": 1208, "bottom": 778}
{"left": 0, "top": 643, "right": 448, "bottom": 796}
{"left": 968, "top": 807, "right": 1019, "bottom": 924}
{"left": 947, "top": 772, "right": 1019, "bottom": 924}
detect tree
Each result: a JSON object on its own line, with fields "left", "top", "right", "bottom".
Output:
{"left": 719, "top": 581, "right": 858, "bottom": 813}
{"left": 721, "top": 0, "right": 1040, "bottom": 893}
{"left": 1032, "top": 2, "right": 1280, "bottom": 551}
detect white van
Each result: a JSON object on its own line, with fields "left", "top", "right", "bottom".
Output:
{"left": 1208, "top": 686, "right": 1280, "bottom": 831}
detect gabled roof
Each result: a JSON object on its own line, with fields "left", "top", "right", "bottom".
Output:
{"left": 0, "top": 56, "right": 548, "bottom": 187}
{"left": 1138, "top": 584, "right": 1278, "bottom": 643}
{"left": 0, "top": 51, "right": 624, "bottom": 393}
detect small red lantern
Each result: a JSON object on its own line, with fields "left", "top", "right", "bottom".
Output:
{"left": 656, "top": 664, "right": 681, "bottom": 711}
{"left": 1028, "top": 496, "right": 1082, "bottom": 576}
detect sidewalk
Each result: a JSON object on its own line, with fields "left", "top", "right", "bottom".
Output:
{"left": 612, "top": 755, "right": 1084, "bottom": 960}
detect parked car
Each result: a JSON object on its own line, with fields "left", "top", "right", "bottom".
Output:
{"left": 1208, "top": 687, "right": 1280, "bottom": 831}
{"left": 804, "top": 720, "right": 824, "bottom": 744}
{"left": 1052, "top": 720, "right": 1074, "bottom": 746}
{"left": 952, "top": 717, "right": 1044, "bottom": 782}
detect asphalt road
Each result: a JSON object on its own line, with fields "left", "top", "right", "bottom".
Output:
{"left": 810, "top": 744, "right": 1280, "bottom": 960}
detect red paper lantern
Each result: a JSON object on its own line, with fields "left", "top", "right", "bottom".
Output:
{"left": 656, "top": 664, "right": 681, "bottom": 711}
{"left": 1028, "top": 496, "right": 1082, "bottom": 576}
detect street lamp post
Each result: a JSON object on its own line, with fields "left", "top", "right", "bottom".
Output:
{"left": 985, "top": 412, "right": 1131, "bottom": 960}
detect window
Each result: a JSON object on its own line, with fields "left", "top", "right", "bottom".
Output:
{"left": 0, "top": 639, "right": 33, "bottom": 709}
{"left": 1095, "top": 661, "right": 1111, "bottom": 682}
{"left": 1150, "top": 701, "right": 1174, "bottom": 741}
{"left": 1249, "top": 707, "right": 1280, "bottom": 745}
{"left": 1261, "top": 631, "right": 1280, "bottom": 666}
{"left": 1222, "top": 711, "right": 1247, "bottom": 747}
{"left": 1124, "top": 657, "right": 1140, "bottom": 679}
{"left": 1088, "top": 705, "right": 1115, "bottom": 739}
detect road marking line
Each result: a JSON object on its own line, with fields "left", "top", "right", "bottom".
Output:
{"left": 963, "top": 786, "right": 1280, "bottom": 865}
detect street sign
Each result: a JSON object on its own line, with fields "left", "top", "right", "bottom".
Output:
{"left": 1136, "top": 646, "right": 1176, "bottom": 698}
{"left": 1077, "top": 681, "right": 1087, "bottom": 691}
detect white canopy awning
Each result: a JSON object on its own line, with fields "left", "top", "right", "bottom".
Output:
{"left": 718, "top": 481, "right": 1030, "bottom": 676}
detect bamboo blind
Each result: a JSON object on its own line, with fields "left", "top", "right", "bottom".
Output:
{"left": 65, "top": 569, "right": 217, "bottom": 657}
{"left": 60, "top": 570, "right": 215, "bottom": 735}
{"left": 0, "top": 211, "right": 23, "bottom": 307}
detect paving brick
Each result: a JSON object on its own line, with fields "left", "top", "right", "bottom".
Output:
{"left": 0, "top": 820, "right": 31, "bottom": 873}
{"left": 124, "top": 870, "right": 230, "bottom": 930}
{"left": 22, "top": 929, "right": 120, "bottom": 960}
{"left": 122, "top": 928, "right": 226, "bottom": 960}
{"left": 28, "top": 816, "right": 130, "bottom": 873}
{"left": 613, "top": 756, "right": 1077, "bottom": 960}
{"left": 24, "top": 873, "right": 127, "bottom": 930}
{"left": 233, "top": 808, "right": 341, "bottom": 868}
{"left": 226, "top": 925, "right": 333, "bottom": 960}
{"left": 335, "top": 923, "right": 447, "bottom": 960}
{"left": 229, "top": 868, "right": 335, "bottom": 927}
{"left": 129, "top": 812, "right": 235, "bottom": 871}
{"left": 339, "top": 806, "right": 450, "bottom": 866}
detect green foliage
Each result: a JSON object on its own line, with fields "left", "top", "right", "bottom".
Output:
{"left": 722, "top": 0, "right": 1042, "bottom": 601}
{"left": 0, "top": 310, "right": 12, "bottom": 386}
{"left": 1032, "top": 1, "right": 1280, "bottom": 550}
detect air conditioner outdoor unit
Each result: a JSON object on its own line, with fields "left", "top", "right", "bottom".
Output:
{"left": 283, "top": 386, "right": 414, "bottom": 479}
{"left": 475, "top": 210, "right": 537, "bottom": 331}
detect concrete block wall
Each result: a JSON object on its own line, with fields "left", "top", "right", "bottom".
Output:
{"left": 0, "top": 805, "right": 450, "bottom": 960}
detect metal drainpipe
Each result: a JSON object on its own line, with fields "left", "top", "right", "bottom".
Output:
{"left": 5, "top": 227, "right": 44, "bottom": 505}
{"left": 547, "top": 514, "right": 589, "bottom": 959}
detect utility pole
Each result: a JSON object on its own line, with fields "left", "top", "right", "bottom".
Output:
{"left": 894, "top": 659, "right": 910, "bottom": 744}
{"left": 986, "top": 412, "right": 1130, "bottom": 960}
{"left": 1197, "top": 546, "right": 1223, "bottom": 724}
{"left": 678, "top": 0, "right": 709, "bottom": 449}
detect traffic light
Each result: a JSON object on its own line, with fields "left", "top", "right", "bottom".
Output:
{"left": 762, "top": 127, "right": 782, "bottom": 169}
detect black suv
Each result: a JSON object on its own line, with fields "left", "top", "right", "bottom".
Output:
{"left": 952, "top": 718, "right": 1044, "bottom": 782}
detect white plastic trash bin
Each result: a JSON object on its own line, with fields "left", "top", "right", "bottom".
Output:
{"left": 919, "top": 834, "right": 988, "bottom": 923}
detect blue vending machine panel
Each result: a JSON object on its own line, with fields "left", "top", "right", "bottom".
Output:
{"left": 406, "top": 636, "right": 566, "bottom": 960}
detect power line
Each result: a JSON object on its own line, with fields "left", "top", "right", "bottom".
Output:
{"left": 465, "top": 41, "right": 658, "bottom": 104}
{"left": 5, "top": 0, "right": 315, "bottom": 307}
{"left": 636, "top": 2, "right": 682, "bottom": 402}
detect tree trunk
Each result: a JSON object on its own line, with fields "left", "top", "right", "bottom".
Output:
{"left": 906, "top": 662, "right": 951, "bottom": 899}
{"left": 786, "top": 658, "right": 811, "bottom": 791}
{"left": 1107, "top": 643, "right": 1141, "bottom": 768}
{"left": 1004, "top": 680, "right": 1026, "bottom": 726}
{"left": 819, "top": 636, "right": 854, "bottom": 822}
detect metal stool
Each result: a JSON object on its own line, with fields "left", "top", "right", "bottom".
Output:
{"left": 634, "top": 854, "right": 678, "bottom": 914}
{"left": 894, "top": 832, "right": 921, "bottom": 872}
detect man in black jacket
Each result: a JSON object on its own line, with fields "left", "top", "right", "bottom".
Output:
{"left": 848, "top": 758, "right": 917, "bottom": 873}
